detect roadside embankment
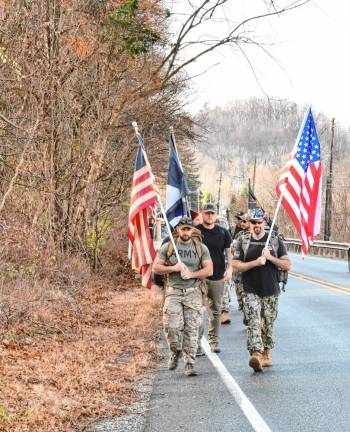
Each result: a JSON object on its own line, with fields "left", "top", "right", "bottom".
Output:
{"left": 0, "top": 255, "right": 162, "bottom": 432}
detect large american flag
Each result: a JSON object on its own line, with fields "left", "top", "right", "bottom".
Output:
{"left": 276, "top": 108, "right": 322, "bottom": 255}
{"left": 128, "top": 138, "right": 158, "bottom": 288}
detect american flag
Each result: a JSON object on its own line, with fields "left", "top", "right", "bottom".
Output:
{"left": 276, "top": 108, "right": 322, "bottom": 255}
{"left": 128, "top": 137, "right": 158, "bottom": 288}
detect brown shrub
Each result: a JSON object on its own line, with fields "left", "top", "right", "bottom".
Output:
{"left": 0, "top": 275, "right": 162, "bottom": 431}
{"left": 0, "top": 213, "right": 162, "bottom": 431}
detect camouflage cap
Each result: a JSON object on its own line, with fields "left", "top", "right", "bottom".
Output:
{"left": 247, "top": 207, "right": 265, "bottom": 221}
{"left": 176, "top": 216, "right": 193, "bottom": 228}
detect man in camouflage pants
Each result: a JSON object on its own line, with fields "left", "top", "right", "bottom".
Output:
{"left": 153, "top": 217, "right": 213, "bottom": 377}
{"left": 232, "top": 208, "right": 291, "bottom": 372}
{"left": 231, "top": 215, "right": 250, "bottom": 322}
{"left": 220, "top": 279, "right": 232, "bottom": 323}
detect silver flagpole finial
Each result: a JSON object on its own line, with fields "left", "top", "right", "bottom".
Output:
{"left": 132, "top": 121, "right": 139, "bottom": 134}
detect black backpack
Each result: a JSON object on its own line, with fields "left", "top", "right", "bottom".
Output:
{"left": 239, "top": 231, "right": 289, "bottom": 291}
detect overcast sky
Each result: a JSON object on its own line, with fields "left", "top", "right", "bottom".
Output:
{"left": 174, "top": 1, "right": 350, "bottom": 129}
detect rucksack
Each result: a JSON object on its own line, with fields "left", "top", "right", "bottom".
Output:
{"left": 239, "top": 231, "right": 289, "bottom": 291}
{"left": 163, "top": 228, "right": 208, "bottom": 301}
{"left": 165, "top": 228, "right": 204, "bottom": 265}
{"left": 153, "top": 228, "right": 204, "bottom": 288}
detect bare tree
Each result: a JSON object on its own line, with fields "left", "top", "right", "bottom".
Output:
{"left": 0, "top": 0, "right": 313, "bottom": 265}
{"left": 159, "top": 0, "right": 311, "bottom": 86}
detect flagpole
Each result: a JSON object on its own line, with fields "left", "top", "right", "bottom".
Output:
{"left": 265, "top": 106, "right": 311, "bottom": 248}
{"left": 265, "top": 195, "right": 282, "bottom": 247}
{"left": 128, "top": 240, "right": 132, "bottom": 260}
{"left": 169, "top": 126, "right": 182, "bottom": 170}
{"left": 132, "top": 121, "right": 182, "bottom": 264}
{"left": 169, "top": 126, "right": 191, "bottom": 217}
{"left": 157, "top": 195, "right": 182, "bottom": 263}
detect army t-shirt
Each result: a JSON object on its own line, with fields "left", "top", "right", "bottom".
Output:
{"left": 158, "top": 240, "right": 211, "bottom": 289}
{"left": 234, "top": 232, "right": 287, "bottom": 297}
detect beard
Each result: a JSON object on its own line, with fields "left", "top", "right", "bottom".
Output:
{"left": 179, "top": 233, "right": 191, "bottom": 242}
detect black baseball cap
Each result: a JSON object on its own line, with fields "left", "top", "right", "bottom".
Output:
{"left": 202, "top": 203, "right": 216, "bottom": 213}
{"left": 235, "top": 211, "right": 245, "bottom": 220}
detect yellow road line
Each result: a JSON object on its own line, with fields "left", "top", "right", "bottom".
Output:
{"left": 290, "top": 271, "right": 350, "bottom": 295}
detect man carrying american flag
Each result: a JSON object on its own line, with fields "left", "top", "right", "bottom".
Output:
{"left": 232, "top": 207, "right": 291, "bottom": 372}
{"left": 128, "top": 132, "right": 158, "bottom": 289}
{"left": 232, "top": 108, "right": 322, "bottom": 372}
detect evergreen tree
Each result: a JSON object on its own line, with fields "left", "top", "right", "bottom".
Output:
{"left": 177, "top": 141, "right": 202, "bottom": 210}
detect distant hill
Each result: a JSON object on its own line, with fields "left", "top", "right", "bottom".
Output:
{"left": 195, "top": 98, "right": 349, "bottom": 168}
{"left": 193, "top": 98, "right": 350, "bottom": 210}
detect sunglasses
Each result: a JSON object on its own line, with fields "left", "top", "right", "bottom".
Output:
{"left": 241, "top": 220, "right": 248, "bottom": 223}
{"left": 250, "top": 220, "right": 264, "bottom": 225}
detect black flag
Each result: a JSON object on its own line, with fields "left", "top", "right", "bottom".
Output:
{"left": 248, "top": 179, "right": 259, "bottom": 210}
{"left": 248, "top": 180, "right": 278, "bottom": 233}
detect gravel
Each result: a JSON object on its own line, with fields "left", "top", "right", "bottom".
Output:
{"left": 89, "top": 375, "right": 154, "bottom": 432}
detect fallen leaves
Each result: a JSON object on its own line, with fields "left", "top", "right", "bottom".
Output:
{"left": 0, "top": 279, "right": 162, "bottom": 431}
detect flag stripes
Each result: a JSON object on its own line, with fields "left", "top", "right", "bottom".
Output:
{"left": 128, "top": 143, "right": 158, "bottom": 289}
{"left": 276, "top": 108, "right": 322, "bottom": 256}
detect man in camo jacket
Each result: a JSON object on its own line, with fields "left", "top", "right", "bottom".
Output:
{"left": 231, "top": 214, "right": 250, "bottom": 322}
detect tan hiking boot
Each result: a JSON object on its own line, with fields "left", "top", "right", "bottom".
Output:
{"left": 221, "top": 311, "right": 231, "bottom": 325}
{"left": 196, "top": 345, "right": 205, "bottom": 357}
{"left": 249, "top": 352, "right": 263, "bottom": 372}
{"left": 184, "top": 363, "right": 198, "bottom": 376}
{"left": 168, "top": 351, "right": 180, "bottom": 370}
{"left": 261, "top": 350, "right": 272, "bottom": 367}
{"left": 209, "top": 342, "right": 221, "bottom": 353}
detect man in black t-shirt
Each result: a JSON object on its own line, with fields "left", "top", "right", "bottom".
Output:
{"left": 197, "top": 203, "right": 232, "bottom": 353}
{"left": 233, "top": 208, "right": 291, "bottom": 372}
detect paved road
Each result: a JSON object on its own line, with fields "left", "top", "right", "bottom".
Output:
{"left": 290, "top": 252, "right": 350, "bottom": 287}
{"left": 146, "top": 255, "right": 350, "bottom": 432}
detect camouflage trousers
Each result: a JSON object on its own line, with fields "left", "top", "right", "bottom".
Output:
{"left": 163, "top": 286, "right": 202, "bottom": 365}
{"left": 198, "top": 278, "right": 225, "bottom": 345}
{"left": 235, "top": 280, "right": 244, "bottom": 309}
{"left": 221, "top": 280, "right": 233, "bottom": 313}
{"left": 244, "top": 293, "right": 279, "bottom": 354}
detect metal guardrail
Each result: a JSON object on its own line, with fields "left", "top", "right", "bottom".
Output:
{"left": 285, "top": 237, "right": 350, "bottom": 271}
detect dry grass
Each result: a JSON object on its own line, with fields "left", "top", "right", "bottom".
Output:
{"left": 0, "top": 252, "right": 162, "bottom": 431}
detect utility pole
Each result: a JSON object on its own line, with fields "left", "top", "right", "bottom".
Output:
{"left": 252, "top": 156, "right": 257, "bottom": 191}
{"left": 248, "top": 178, "right": 253, "bottom": 209}
{"left": 217, "top": 172, "right": 222, "bottom": 214}
{"left": 324, "top": 118, "right": 335, "bottom": 241}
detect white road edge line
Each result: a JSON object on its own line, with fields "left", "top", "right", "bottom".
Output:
{"left": 202, "top": 337, "right": 272, "bottom": 432}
